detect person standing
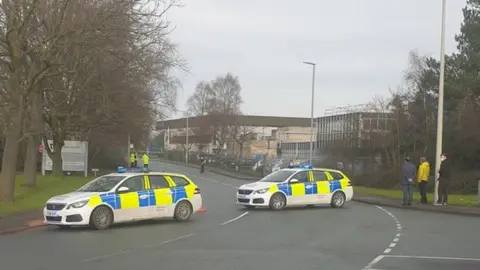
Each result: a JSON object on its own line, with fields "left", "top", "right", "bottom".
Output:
{"left": 200, "top": 157, "right": 206, "bottom": 173}
{"left": 129, "top": 153, "right": 135, "bottom": 168}
{"left": 134, "top": 152, "right": 138, "bottom": 168}
{"left": 417, "top": 157, "right": 430, "bottom": 204}
{"left": 142, "top": 153, "right": 149, "bottom": 169}
{"left": 402, "top": 157, "right": 416, "bottom": 206}
{"left": 435, "top": 153, "right": 451, "bottom": 206}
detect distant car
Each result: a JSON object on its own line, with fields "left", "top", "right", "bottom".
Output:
{"left": 43, "top": 169, "right": 203, "bottom": 230}
{"left": 236, "top": 165, "right": 353, "bottom": 210}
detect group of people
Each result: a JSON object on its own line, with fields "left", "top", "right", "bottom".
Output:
{"left": 402, "top": 153, "right": 451, "bottom": 206}
{"left": 129, "top": 152, "right": 150, "bottom": 169}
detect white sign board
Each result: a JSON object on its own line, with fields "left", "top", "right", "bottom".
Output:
{"left": 42, "top": 140, "right": 89, "bottom": 177}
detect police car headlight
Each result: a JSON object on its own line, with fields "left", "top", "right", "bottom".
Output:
{"left": 253, "top": 188, "right": 269, "bottom": 194}
{"left": 67, "top": 200, "right": 89, "bottom": 209}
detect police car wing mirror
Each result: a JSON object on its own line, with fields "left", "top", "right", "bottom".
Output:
{"left": 117, "top": 186, "right": 129, "bottom": 193}
{"left": 289, "top": 179, "right": 299, "bottom": 183}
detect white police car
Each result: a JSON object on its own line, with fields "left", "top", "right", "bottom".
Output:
{"left": 43, "top": 168, "right": 203, "bottom": 230}
{"left": 236, "top": 165, "right": 353, "bottom": 210}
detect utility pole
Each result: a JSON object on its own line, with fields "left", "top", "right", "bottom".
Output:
{"left": 127, "top": 133, "right": 131, "bottom": 167}
{"left": 303, "top": 61, "right": 316, "bottom": 165}
{"left": 434, "top": 0, "right": 447, "bottom": 204}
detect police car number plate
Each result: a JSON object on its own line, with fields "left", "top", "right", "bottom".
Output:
{"left": 237, "top": 195, "right": 247, "bottom": 199}
{"left": 46, "top": 211, "right": 58, "bottom": 216}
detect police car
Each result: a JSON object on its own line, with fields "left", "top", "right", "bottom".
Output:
{"left": 236, "top": 165, "right": 353, "bottom": 210}
{"left": 43, "top": 167, "right": 203, "bottom": 230}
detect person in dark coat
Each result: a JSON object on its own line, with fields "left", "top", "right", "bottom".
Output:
{"left": 402, "top": 157, "right": 416, "bottom": 205}
{"left": 200, "top": 157, "right": 206, "bottom": 173}
{"left": 435, "top": 153, "right": 451, "bottom": 205}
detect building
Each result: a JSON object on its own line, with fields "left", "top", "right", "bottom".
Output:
{"left": 156, "top": 114, "right": 312, "bottom": 156}
{"left": 280, "top": 105, "right": 394, "bottom": 160}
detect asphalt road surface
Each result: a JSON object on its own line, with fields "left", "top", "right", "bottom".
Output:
{"left": 1, "top": 161, "right": 479, "bottom": 270}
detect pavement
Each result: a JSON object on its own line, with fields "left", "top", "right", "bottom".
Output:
{"left": 0, "top": 161, "right": 479, "bottom": 270}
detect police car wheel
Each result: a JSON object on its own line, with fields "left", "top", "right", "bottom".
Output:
{"left": 90, "top": 206, "right": 113, "bottom": 230}
{"left": 269, "top": 193, "right": 286, "bottom": 210}
{"left": 330, "top": 192, "right": 346, "bottom": 208}
{"left": 174, "top": 201, "right": 192, "bottom": 222}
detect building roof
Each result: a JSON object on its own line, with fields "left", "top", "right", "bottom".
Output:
{"left": 156, "top": 114, "right": 312, "bottom": 130}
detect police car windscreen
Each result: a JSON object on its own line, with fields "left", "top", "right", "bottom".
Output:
{"left": 77, "top": 176, "right": 126, "bottom": 192}
{"left": 259, "top": 170, "right": 296, "bottom": 182}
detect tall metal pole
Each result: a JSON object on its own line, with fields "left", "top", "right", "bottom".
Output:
{"left": 185, "top": 116, "right": 189, "bottom": 163}
{"left": 304, "top": 61, "right": 316, "bottom": 165}
{"left": 127, "top": 133, "right": 131, "bottom": 167}
{"left": 434, "top": 0, "right": 446, "bottom": 204}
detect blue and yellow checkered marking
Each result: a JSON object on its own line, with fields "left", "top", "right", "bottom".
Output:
{"left": 88, "top": 186, "right": 192, "bottom": 210}
{"left": 329, "top": 180, "right": 342, "bottom": 193}
{"left": 274, "top": 179, "right": 344, "bottom": 197}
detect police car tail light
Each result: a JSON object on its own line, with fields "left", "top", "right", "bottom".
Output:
{"left": 194, "top": 187, "right": 201, "bottom": 194}
{"left": 347, "top": 180, "right": 352, "bottom": 186}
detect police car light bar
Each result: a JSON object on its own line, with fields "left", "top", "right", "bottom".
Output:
{"left": 117, "top": 166, "right": 149, "bottom": 173}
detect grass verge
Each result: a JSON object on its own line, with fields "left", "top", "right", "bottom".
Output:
{"left": 355, "top": 186, "right": 478, "bottom": 207}
{"left": 0, "top": 174, "right": 91, "bottom": 216}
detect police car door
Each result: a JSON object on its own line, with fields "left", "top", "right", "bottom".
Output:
{"left": 146, "top": 175, "right": 174, "bottom": 218}
{"left": 287, "top": 170, "right": 311, "bottom": 205}
{"left": 115, "top": 176, "right": 150, "bottom": 221}
{"left": 312, "top": 170, "right": 331, "bottom": 204}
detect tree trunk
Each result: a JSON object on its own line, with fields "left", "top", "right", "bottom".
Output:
{"left": 23, "top": 90, "right": 43, "bottom": 187}
{"left": 51, "top": 142, "right": 64, "bottom": 176}
{"left": 0, "top": 132, "right": 22, "bottom": 202}
{"left": 23, "top": 135, "right": 40, "bottom": 187}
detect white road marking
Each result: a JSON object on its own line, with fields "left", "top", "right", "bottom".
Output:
{"left": 220, "top": 212, "right": 249, "bottom": 225}
{"left": 362, "top": 206, "right": 403, "bottom": 269}
{"left": 383, "top": 254, "right": 480, "bottom": 261}
{"left": 82, "top": 233, "right": 195, "bottom": 263}
{"left": 374, "top": 206, "right": 402, "bottom": 254}
{"left": 362, "top": 255, "right": 385, "bottom": 270}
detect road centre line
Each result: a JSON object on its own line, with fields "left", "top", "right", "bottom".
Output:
{"left": 82, "top": 233, "right": 196, "bottom": 263}
{"left": 220, "top": 212, "right": 249, "bottom": 226}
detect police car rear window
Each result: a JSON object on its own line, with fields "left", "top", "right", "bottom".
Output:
{"left": 329, "top": 171, "right": 344, "bottom": 180}
{"left": 170, "top": 176, "right": 189, "bottom": 186}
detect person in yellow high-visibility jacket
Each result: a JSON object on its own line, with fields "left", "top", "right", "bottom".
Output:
{"left": 129, "top": 153, "right": 135, "bottom": 168}
{"left": 417, "top": 157, "right": 430, "bottom": 204}
{"left": 142, "top": 153, "right": 149, "bottom": 169}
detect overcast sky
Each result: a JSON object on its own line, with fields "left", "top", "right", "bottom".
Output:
{"left": 168, "top": 0, "right": 466, "bottom": 118}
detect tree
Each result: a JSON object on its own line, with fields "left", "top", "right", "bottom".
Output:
{"left": 186, "top": 81, "right": 215, "bottom": 116}
{"left": 0, "top": 0, "right": 182, "bottom": 200}
{"left": 209, "top": 73, "right": 243, "bottom": 148}
{"left": 0, "top": 0, "right": 80, "bottom": 201}
{"left": 229, "top": 119, "right": 255, "bottom": 157}
{"left": 185, "top": 73, "right": 243, "bottom": 151}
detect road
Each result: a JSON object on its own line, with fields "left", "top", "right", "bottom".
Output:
{"left": 1, "top": 161, "right": 479, "bottom": 270}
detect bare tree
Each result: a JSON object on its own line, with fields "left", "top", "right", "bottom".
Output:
{"left": 186, "top": 81, "right": 215, "bottom": 116}
{"left": 210, "top": 73, "right": 243, "bottom": 148}
{"left": 229, "top": 118, "right": 255, "bottom": 157}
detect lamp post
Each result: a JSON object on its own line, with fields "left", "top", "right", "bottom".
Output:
{"left": 185, "top": 115, "right": 189, "bottom": 163}
{"left": 303, "top": 61, "right": 316, "bottom": 165}
{"left": 434, "top": 0, "right": 446, "bottom": 204}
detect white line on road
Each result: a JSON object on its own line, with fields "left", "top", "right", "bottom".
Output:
{"left": 374, "top": 206, "right": 403, "bottom": 254}
{"left": 220, "top": 212, "right": 249, "bottom": 226}
{"left": 82, "top": 233, "right": 195, "bottom": 263}
{"left": 362, "top": 255, "right": 385, "bottom": 270}
{"left": 383, "top": 254, "right": 480, "bottom": 261}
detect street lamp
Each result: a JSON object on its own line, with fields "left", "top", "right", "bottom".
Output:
{"left": 303, "top": 61, "right": 316, "bottom": 165}
{"left": 434, "top": 0, "right": 446, "bottom": 204}
{"left": 174, "top": 110, "right": 190, "bottom": 163}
